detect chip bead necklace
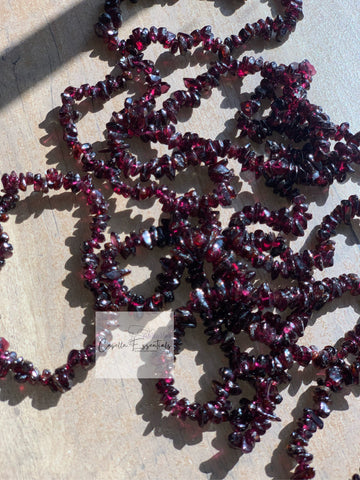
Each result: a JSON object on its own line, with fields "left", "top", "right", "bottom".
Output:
{"left": 2, "top": 0, "right": 360, "bottom": 478}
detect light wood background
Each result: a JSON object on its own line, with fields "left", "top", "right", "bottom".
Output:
{"left": 1, "top": 1, "right": 360, "bottom": 479}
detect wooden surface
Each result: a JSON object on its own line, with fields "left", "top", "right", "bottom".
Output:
{"left": 1, "top": 1, "right": 360, "bottom": 478}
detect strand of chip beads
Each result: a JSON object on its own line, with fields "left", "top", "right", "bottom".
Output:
{"left": 94, "top": 0, "right": 303, "bottom": 54}
{"left": 0, "top": 169, "right": 110, "bottom": 392}
{"left": 60, "top": 52, "right": 360, "bottom": 204}
{"left": 286, "top": 319, "right": 360, "bottom": 480}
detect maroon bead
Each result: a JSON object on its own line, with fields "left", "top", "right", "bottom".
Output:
{"left": 0, "top": 337, "right": 9, "bottom": 352}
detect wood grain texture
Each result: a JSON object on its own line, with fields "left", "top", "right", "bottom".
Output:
{"left": 0, "top": 1, "right": 360, "bottom": 479}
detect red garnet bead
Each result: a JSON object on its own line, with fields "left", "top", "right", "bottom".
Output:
{"left": 0, "top": 337, "right": 9, "bottom": 352}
